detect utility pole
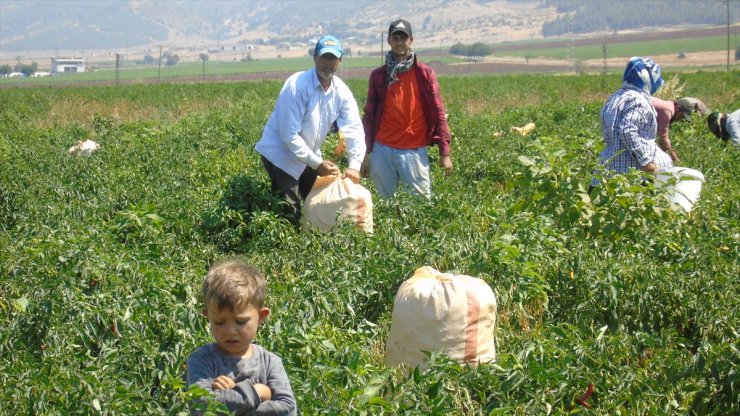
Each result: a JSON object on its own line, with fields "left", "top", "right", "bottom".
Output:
{"left": 602, "top": 43, "right": 608, "bottom": 74}
{"left": 568, "top": 13, "right": 575, "bottom": 74}
{"left": 115, "top": 53, "right": 121, "bottom": 84}
{"left": 602, "top": 43, "right": 608, "bottom": 88}
{"left": 727, "top": 0, "right": 731, "bottom": 72}
{"left": 157, "top": 46, "right": 162, "bottom": 85}
{"left": 380, "top": 31, "right": 384, "bottom": 66}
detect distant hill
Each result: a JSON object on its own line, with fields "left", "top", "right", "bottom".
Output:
{"left": 0, "top": 0, "right": 557, "bottom": 58}
{"left": 542, "top": 0, "right": 737, "bottom": 36}
{"left": 0, "top": 0, "right": 737, "bottom": 58}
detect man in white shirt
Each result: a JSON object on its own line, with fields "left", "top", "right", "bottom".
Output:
{"left": 255, "top": 35, "right": 366, "bottom": 225}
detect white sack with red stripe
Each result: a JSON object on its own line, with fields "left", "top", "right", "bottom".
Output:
{"left": 303, "top": 175, "right": 373, "bottom": 234}
{"left": 385, "top": 266, "right": 496, "bottom": 368}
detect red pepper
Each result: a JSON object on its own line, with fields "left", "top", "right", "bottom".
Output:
{"left": 576, "top": 384, "right": 594, "bottom": 409}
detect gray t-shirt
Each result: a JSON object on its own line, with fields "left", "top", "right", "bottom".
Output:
{"left": 186, "top": 343, "right": 297, "bottom": 415}
{"left": 725, "top": 109, "right": 740, "bottom": 146}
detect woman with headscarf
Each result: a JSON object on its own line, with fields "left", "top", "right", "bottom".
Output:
{"left": 591, "top": 57, "right": 670, "bottom": 188}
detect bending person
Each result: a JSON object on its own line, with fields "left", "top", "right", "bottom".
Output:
{"left": 255, "top": 35, "right": 365, "bottom": 225}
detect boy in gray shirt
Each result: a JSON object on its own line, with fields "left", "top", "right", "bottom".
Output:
{"left": 187, "top": 258, "right": 297, "bottom": 415}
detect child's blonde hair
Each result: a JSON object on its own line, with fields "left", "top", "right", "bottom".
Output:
{"left": 203, "top": 258, "right": 266, "bottom": 311}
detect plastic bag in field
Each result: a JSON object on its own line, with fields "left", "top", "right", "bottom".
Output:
{"left": 385, "top": 266, "right": 497, "bottom": 368}
{"left": 303, "top": 175, "right": 373, "bottom": 233}
{"left": 68, "top": 140, "right": 100, "bottom": 157}
{"left": 655, "top": 166, "right": 704, "bottom": 214}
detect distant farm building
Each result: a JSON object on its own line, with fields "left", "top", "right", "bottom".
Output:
{"left": 51, "top": 58, "right": 85, "bottom": 74}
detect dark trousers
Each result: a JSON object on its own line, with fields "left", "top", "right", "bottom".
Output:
{"left": 261, "top": 156, "right": 318, "bottom": 225}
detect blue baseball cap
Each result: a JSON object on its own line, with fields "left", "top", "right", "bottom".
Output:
{"left": 314, "top": 35, "right": 342, "bottom": 58}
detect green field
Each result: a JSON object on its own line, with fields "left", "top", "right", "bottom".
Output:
{"left": 494, "top": 35, "right": 735, "bottom": 60}
{"left": 3, "top": 30, "right": 735, "bottom": 86}
{"left": 0, "top": 56, "right": 377, "bottom": 85}
{"left": 1, "top": 70, "right": 739, "bottom": 414}
{"left": 0, "top": 55, "right": 468, "bottom": 86}
{"left": 0, "top": 56, "right": 464, "bottom": 85}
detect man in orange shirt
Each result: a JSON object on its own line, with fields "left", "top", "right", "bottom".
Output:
{"left": 361, "top": 19, "right": 452, "bottom": 199}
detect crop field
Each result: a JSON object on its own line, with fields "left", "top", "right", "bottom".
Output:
{"left": 0, "top": 56, "right": 386, "bottom": 85}
{"left": 0, "top": 70, "right": 738, "bottom": 414}
{"left": 492, "top": 35, "right": 735, "bottom": 60}
{"left": 0, "top": 56, "right": 466, "bottom": 87}
{"left": 3, "top": 26, "right": 735, "bottom": 87}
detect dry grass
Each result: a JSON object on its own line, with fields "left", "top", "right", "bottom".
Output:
{"left": 461, "top": 93, "right": 544, "bottom": 116}
{"left": 654, "top": 74, "right": 686, "bottom": 101}
{"left": 40, "top": 96, "right": 223, "bottom": 129}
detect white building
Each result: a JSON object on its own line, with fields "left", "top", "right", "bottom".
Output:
{"left": 51, "top": 58, "right": 85, "bottom": 74}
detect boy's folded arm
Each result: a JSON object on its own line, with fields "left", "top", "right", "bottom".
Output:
{"left": 255, "top": 388, "right": 296, "bottom": 415}
{"left": 189, "top": 376, "right": 262, "bottom": 414}
{"left": 255, "top": 357, "right": 297, "bottom": 415}
{"left": 229, "top": 380, "right": 263, "bottom": 408}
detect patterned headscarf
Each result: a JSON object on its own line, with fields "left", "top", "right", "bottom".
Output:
{"left": 385, "top": 50, "right": 415, "bottom": 86}
{"left": 622, "top": 56, "right": 664, "bottom": 95}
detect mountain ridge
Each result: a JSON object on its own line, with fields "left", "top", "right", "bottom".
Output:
{"left": 1, "top": 0, "right": 736, "bottom": 62}
{"left": 0, "top": 0, "right": 558, "bottom": 58}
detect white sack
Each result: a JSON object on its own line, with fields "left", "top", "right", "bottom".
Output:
{"left": 68, "top": 140, "right": 100, "bottom": 157}
{"left": 303, "top": 175, "right": 373, "bottom": 233}
{"left": 655, "top": 166, "right": 705, "bottom": 214}
{"left": 385, "top": 266, "right": 497, "bottom": 368}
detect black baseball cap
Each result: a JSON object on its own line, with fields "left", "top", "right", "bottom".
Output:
{"left": 388, "top": 19, "right": 412, "bottom": 37}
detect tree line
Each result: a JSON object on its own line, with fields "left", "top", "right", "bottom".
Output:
{"left": 449, "top": 42, "right": 492, "bottom": 58}
{"left": 0, "top": 63, "right": 38, "bottom": 76}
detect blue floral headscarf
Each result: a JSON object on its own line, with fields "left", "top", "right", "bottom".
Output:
{"left": 622, "top": 56, "right": 664, "bottom": 95}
